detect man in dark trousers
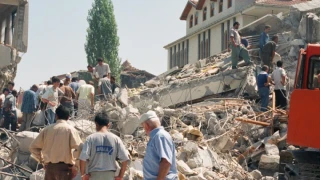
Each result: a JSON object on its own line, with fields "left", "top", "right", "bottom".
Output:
{"left": 271, "top": 61, "right": 288, "bottom": 109}
{"left": 261, "top": 35, "right": 278, "bottom": 71}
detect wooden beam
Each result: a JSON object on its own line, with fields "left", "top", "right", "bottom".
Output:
{"left": 235, "top": 118, "right": 270, "bottom": 126}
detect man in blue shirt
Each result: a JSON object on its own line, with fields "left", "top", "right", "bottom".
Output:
{"left": 20, "top": 85, "right": 38, "bottom": 131}
{"left": 257, "top": 65, "right": 272, "bottom": 112}
{"left": 140, "top": 111, "right": 178, "bottom": 180}
{"left": 259, "top": 25, "right": 271, "bottom": 51}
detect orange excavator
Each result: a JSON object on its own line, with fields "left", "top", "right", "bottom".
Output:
{"left": 278, "top": 43, "right": 320, "bottom": 179}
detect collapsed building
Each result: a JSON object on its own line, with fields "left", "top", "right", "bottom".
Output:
{"left": 0, "top": 0, "right": 29, "bottom": 90}
{"left": 2, "top": 1, "right": 320, "bottom": 180}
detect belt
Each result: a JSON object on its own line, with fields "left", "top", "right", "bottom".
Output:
{"left": 49, "top": 162, "right": 73, "bottom": 167}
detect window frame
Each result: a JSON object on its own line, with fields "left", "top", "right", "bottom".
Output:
{"left": 195, "top": 12, "right": 199, "bottom": 25}
{"left": 219, "top": 0, "right": 223, "bottom": 13}
{"left": 210, "top": 3, "right": 215, "bottom": 17}
{"left": 203, "top": 7, "right": 207, "bottom": 21}
{"left": 308, "top": 56, "right": 320, "bottom": 89}
{"left": 189, "top": 15, "right": 193, "bottom": 28}
{"left": 228, "top": 0, "right": 232, "bottom": 8}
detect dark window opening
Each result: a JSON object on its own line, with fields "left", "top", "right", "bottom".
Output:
{"left": 189, "top": 15, "right": 193, "bottom": 28}
{"left": 195, "top": 12, "right": 199, "bottom": 25}
{"left": 228, "top": 0, "right": 232, "bottom": 8}
{"left": 203, "top": 7, "right": 207, "bottom": 21}
{"left": 210, "top": 3, "right": 215, "bottom": 17}
{"left": 219, "top": 0, "right": 223, "bottom": 13}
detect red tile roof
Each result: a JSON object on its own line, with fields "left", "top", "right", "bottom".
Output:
{"left": 180, "top": 0, "right": 206, "bottom": 20}
{"left": 256, "top": 0, "right": 310, "bottom": 6}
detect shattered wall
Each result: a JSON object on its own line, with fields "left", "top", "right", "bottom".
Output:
{"left": 0, "top": 0, "right": 29, "bottom": 90}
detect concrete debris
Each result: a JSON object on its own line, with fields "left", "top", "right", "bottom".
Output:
{"left": 259, "top": 154, "right": 280, "bottom": 170}
{"left": 177, "top": 160, "right": 196, "bottom": 175}
{"left": 250, "top": 170, "right": 263, "bottom": 180}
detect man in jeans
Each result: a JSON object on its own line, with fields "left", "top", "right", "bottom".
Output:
{"left": 79, "top": 113, "right": 129, "bottom": 180}
{"left": 42, "top": 77, "right": 60, "bottom": 124}
{"left": 257, "top": 66, "right": 272, "bottom": 112}
{"left": 230, "top": 22, "right": 252, "bottom": 69}
{"left": 272, "top": 61, "right": 287, "bottom": 109}
{"left": 19, "top": 84, "right": 38, "bottom": 131}
{"left": 3, "top": 89, "right": 18, "bottom": 131}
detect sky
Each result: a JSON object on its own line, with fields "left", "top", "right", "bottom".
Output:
{"left": 15, "top": 0, "right": 187, "bottom": 89}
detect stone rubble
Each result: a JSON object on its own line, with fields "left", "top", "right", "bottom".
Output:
{"left": 3, "top": 8, "right": 320, "bottom": 180}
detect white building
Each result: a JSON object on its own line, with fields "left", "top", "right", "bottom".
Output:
{"left": 164, "top": 0, "right": 308, "bottom": 70}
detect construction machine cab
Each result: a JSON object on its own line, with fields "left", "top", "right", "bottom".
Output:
{"left": 287, "top": 44, "right": 320, "bottom": 149}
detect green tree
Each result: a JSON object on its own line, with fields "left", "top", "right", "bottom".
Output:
{"left": 85, "top": 0, "right": 121, "bottom": 81}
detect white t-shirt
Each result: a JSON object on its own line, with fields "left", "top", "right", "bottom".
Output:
{"left": 95, "top": 63, "right": 111, "bottom": 78}
{"left": 272, "top": 67, "right": 286, "bottom": 90}
{"left": 77, "top": 84, "right": 95, "bottom": 103}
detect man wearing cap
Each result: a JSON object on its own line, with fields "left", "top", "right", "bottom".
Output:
{"left": 95, "top": 58, "right": 111, "bottom": 79}
{"left": 64, "top": 73, "right": 72, "bottom": 86}
{"left": 140, "top": 111, "right": 178, "bottom": 180}
{"left": 19, "top": 84, "right": 38, "bottom": 131}
{"left": 79, "top": 113, "right": 129, "bottom": 180}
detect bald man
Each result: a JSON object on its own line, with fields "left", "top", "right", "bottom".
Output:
{"left": 140, "top": 111, "right": 178, "bottom": 180}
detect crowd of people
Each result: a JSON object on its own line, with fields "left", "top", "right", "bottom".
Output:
{"left": 0, "top": 57, "right": 178, "bottom": 180}
{"left": 230, "top": 22, "right": 288, "bottom": 111}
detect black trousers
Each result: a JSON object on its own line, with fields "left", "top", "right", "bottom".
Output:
{"left": 274, "top": 89, "right": 287, "bottom": 109}
{"left": 3, "top": 110, "right": 17, "bottom": 131}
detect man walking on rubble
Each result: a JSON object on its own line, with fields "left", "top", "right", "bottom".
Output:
{"left": 41, "top": 76, "right": 60, "bottom": 124}
{"left": 60, "top": 82, "right": 76, "bottom": 118}
{"left": 30, "top": 105, "right": 82, "bottom": 180}
{"left": 259, "top": 25, "right": 271, "bottom": 52}
{"left": 19, "top": 84, "right": 38, "bottom": 131}
{"left": 140, "top": 111, "right": 178, "bottom": 179}
{"left": 272, "top": 61, "right": 288, "bottom": 109}
{"left": 230, "top": 22, "right": 252, "bottom": 69}
{"left": 257, "top": 66, "right": 272, "bottom": 112}
{"left": 3, "top": 89, "right": 18, "bottom": 131}
{"left": 79, "top": 113, "right": 129, "bottom": 180}
{"left": 98, "top": 75, "right": 113, "bottom": 101}
{"left": 261, "top": 35, "right": 278, "bottom": 71}
{"left": 95, "top": 58, "right": 111, "bottom": 79}
{"left": 76, "top": 81, "right": 95, "bottom": 115}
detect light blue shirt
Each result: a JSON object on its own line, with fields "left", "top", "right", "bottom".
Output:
{"left": 143, "top": 127, "right": 178, "bottom": 180}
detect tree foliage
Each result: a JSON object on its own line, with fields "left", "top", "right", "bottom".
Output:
{"left": 85, "top": 0, "right": 121, "bottom": 80}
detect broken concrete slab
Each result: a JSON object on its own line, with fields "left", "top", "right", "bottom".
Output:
{"left": 0, "top": 45, "right": 12, "bottom": 68}
{"left": 177, "top": 160, "right": 196, "bottom": 175}
{"left": 250, "top": 170, "right": 263, "bottom": 180}
{"left": 265, "top": 144, "right": 279, "bottom": 156}
{"left": 258, "top": 154, "right": 280, "bottom": 170}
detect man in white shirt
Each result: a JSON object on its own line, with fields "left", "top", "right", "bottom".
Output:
{"left": 271, "top": 61, "right": 287, "bottom": 109}
{"left": 95, "top": 58, "right": 111, "bottom": 79}
{"left": 42, "top": 77, "right": 60, "bottom": 124}
{"left": 76, "top": 81, "right": 95, "bottom": 116}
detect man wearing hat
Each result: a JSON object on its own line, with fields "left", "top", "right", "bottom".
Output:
{"left": 95, "top": 58, "right": 111, "bottom": 79}
{"left": 140, "top": 111, "right": 178, "bottom": 180}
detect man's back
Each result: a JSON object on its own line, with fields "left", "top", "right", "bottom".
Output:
{"left": 30, "top": 120, "right": 82, "bottom": 165}
{"left": 79, "top": 131, "right": 129, "bottom": 172}
{"left": 272, "top": 67, "right": 286, "bottom": 90}
{"left": 69, "top": 82, "right": 80, "bottom": 93}
{"left": 262, "top": 41, "right": 276, "bottom": 56}
{"left": 77, "top": 84, "right": 94, "bottom": 101}
{"left": 21, "top": 90, "right": 36, "bottom": 113}
{"left": 95, "top": 63, "right": 110, "bottom": 78}
{"left": 259, "top": 31, "right": 269, "bottom": 50}
{"left": 99, "top": 78, "right": 112, "bottom": 96}
{"left": 60, "top": 86, "right": 75, "bottom": 103}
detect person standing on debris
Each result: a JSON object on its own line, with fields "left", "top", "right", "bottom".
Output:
{"left": 261, "top": 35, "right": 278, "bottom": 71}
{"left": 110, "top": 76, "right": 120, "bottom": 94}
{"left": 76, "top": 81, "right": 95, "bottom": 114}
{"left": 238, "top": 32, "right": 250, "bottom": 49}
{"left": 59, "top": 82, "right": 76, "bottom": 118}
{"left": 7, "top": 81, "right": 19, "bottom": 107}
{"left": 259, "top": 25, "right": 271, "bottom": 51}
{"left": 98, "top": 75, "right": 113, "bottom": 101}
{"left": 271, "top": 61, "right": 287, "bottom": 109}
{"left": 257, "top": 66, "right": 272, "bottom": 112}
{"left": 95, "top": 58, "right": 111, "bottom": 79}
{"left": 0, "top": 91, "right": 5, "bottom": 125}
{"left": 3, "top": 89, "right": 18, "bottom": 131}
{"left": 64, "top": 73, "right": 72, "bottom": 86}
{"left": 30, "top": 105, "right": 82, "bottom": 180}
{"left": 19, "top": 84, "right": 38, "bottom": 131}
{"left": 79, "top": 113, "right": 129, "bottom": 180}
{"left": 230, "top": 22, "right": 252, "bottom": 69}
{"left": 41, "top": 76, "right": 60, "bottom": 124}
{"left": 69, "top": 77, "right": 80, "bottom": 92}
{"left": 140, "top": 111, "right": 178, "bottom": 179}
{"left": 87, "top": 65, "right": 98, "bottom": 80}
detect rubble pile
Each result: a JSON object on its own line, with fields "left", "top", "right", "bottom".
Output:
{"left": 2, "top": 8, "right": 320, "bottom": 180}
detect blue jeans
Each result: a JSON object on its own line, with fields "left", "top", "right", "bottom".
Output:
{"left": 258, "top": 87, "right": 270, "bottom": 112}
{"left": 46, "top": 109, "right": 55, "bottom": 124}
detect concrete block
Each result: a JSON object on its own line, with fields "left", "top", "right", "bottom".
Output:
{"left": 250, "top": 170, "right": 263, "bottom": 180}
{"left": 177, "top": 160, "right": 195, "bottom": 175}
{"left": 182, "top": 141, "right": 198, "bottom": 156}
{"left": 0, "top": 45, "right": 12, "bottom": 68}
{"left": 265, "top": 144, "right": 279, "bottom": 156}
{"left": 118, "top": 88, "right": 128, "bottom": 106}
{"left": 259, "top": 154, "right": 280, "bottom": 170}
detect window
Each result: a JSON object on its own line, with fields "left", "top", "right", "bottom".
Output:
{"left": 170, "top": 47, "right": 173, "bottom": 68}
{"left": 308, "top": 56, "right": 320, "bottom": 89}
{"left": 228, "top": 0, "right": 232, "bottom": 8}
{"left": 203, "top": 7, "right": 207, "bottom": 21}
{"left": 210, "top": 3, "right": 214, "bottom": 17}
{"left": 195, "top": 12, "right": 199, "bottom": 25}
{"left": 189, "top": 15, "right": 193, "bottom": 28}
{"left": 219, "top": 0, "right": 223, "bottom": 13}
